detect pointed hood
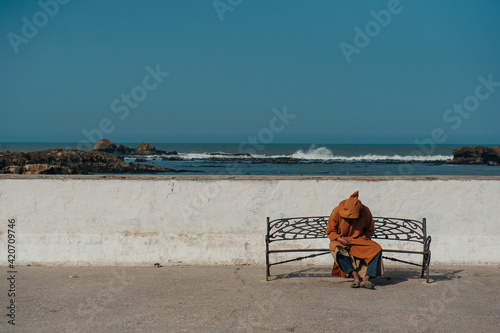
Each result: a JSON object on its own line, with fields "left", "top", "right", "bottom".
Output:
{"left": 339, "top": 191, "right": 362, "bottom": 219}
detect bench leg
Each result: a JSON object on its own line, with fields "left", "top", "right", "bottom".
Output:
{"left": 421, "top": 251, "right": 431, "bottom": 282}
{"left": 265, "top": 235, "right": 270, "bottom": 281}
{"left": 422, "top": 236, "right": 432, "bottom": 283}
{"left": 426, "top": 251, "right": 431, "bottom": 283}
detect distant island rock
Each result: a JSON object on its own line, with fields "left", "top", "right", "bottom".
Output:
{"left": 135, "top": 142, "right": 158, "bottom": 155}
{"left": 92, "top": 140, "right": 177, "bottom": 156}
{"left": 449, "top": 145, "right": 500, "bottom": 166}
{"left": 93, "top": 139, "right": 117, "bottom": 152}
{"left": 0, "top": 147, "right": 186, "bottom": 175}
{"left": 116, "top": 144, "right": 133, "bottom": 154}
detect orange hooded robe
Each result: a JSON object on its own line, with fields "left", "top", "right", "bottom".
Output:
{"left": 326, "top": 191, "right": 383, "bottom": 278}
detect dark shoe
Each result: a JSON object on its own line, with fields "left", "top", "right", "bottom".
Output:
{"left": 360, "top": 280, "right": 373, "bottom": 289}
{"left": 350, "top": 281, "right": 360, "bottom": 288}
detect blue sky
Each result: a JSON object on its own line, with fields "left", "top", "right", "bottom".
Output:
{"left": 1, "top": 0, "right": 499, "bottom": 145}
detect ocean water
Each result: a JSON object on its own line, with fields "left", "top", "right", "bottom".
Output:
{"left": 2, "top": 142, "right": 499, "bottom": 176}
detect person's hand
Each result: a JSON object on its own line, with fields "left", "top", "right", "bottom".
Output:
{"left": 337, "top": 237, "right": 350, "bottom": 247}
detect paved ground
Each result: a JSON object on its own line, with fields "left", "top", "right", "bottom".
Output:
{"left": 1, "top": 264, "right": 499, "bottom": 332}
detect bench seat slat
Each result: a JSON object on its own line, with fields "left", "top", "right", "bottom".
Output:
{"left": 269, "top": 248, "right": 331, "bottom": 253}
{"left": 269, "top": 248, "right": 429, "bottom": 255}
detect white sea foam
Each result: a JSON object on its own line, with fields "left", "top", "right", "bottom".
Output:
{"left": 157, "top": 147, "right": 451, "bottom": 162}
{"left": 290, "top": 146, "right": 451, "bottom": 162}
{"left": 314, "top": 154, "right": 452, "bottom": 162}
{"left": 125, "top": 155, "right": 161, "bottom": 162}
{"left": 178, "top": 153, "right": 253, "bottom": 160}
{"left": 290, "top": 146, "right": 335, "bottom": 160}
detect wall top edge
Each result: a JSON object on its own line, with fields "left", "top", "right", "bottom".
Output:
{"left": 0, "top": 175, "right": 499, "bottom": 181}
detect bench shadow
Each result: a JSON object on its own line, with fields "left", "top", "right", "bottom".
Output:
{"left": 374, "top": 267, "right": 463, "bottom": 286}
{"left": 428, "top": 268, "right": 464, "bottom": 283}
{"left": 272, "top": 267, "right": 333, "bottom": 280}
{"left": 270, "top": 266, "right": 464, "bottom": 286}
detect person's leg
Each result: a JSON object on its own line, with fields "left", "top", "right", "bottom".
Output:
{"left": 365, "top": 251, "right": 382, "bottom": 279}
{"left": 336, "top": 253, "right": 355, "bottom": 276}
{"left": 360, "top": 252, "right": 382, "bottom": 289}
{"left": 351, "top": 270, "right": 361, "bottom": 282}
{"left": 336, "top": 253, "right": 361, "bottom": 288}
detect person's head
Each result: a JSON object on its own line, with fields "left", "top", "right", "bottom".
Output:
{"left": 344, "top": 217, "right": 356, "bottom": 224}
{"left": 339, "top": 191, "right": 362, "bottom": 220}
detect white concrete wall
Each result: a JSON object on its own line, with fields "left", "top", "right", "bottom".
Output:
{"left": 0, "top": 176, "right": 499, "bottom": 266}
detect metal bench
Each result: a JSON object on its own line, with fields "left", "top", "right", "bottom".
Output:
{"left": 265, "top": 216, "right": 431, "bottom": 282}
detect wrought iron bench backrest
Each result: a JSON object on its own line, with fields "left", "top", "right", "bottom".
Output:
{"left": 267, "top": 216, "right": 427, "bottom": 244}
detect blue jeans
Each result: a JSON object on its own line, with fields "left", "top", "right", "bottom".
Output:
{"left": 336, "top": 251, "right": 382, "bottom": 278}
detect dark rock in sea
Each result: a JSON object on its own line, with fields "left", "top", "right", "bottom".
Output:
{"left": 116, "top": 144, "right": 133, "bottom": 154}
{"left": 208, "top": 152, "right": 251, "bottom": 157}
{"left": 162, "top": 155, "right": 182, "bottom": 160}
{"left": 135, "top": 158, "right": 147, "bottom": 162}
{"left": 135, "top": 142, "right": 157, "bottom": 155}
{"left": 91, "top": 139, "right": 181, "bottom": 156}
{"left": 92, "top": 139, "right": 183, "bottom": 157}
{"left": 449, "top": 145, "right": 500, "bottom": 166}
{"left": 163, "top": 150, "right": 178, "bottom": 155}
{"left": 94, "top": 140, "right": 169, "bottom": 155}
{"left": 93, "top": 139, "right": 133, "bottom": 155}
{"left": 93, "top": 139, "right": 117, "bottom": 153}
{"left": 0, "top": 149, "right": 185, "bottom": 175}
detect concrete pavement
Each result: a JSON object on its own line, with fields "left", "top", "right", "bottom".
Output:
{"left": 1, "top": 264, "right": 499, "bottom": 332}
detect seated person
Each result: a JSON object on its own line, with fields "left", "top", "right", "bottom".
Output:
{"left": 326, "top": 191, "right": 383, "bottom": 289}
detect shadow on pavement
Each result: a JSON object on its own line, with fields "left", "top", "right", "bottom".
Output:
{"left": 270, "top": 266, "right": 464, "bottom": 287}
{"left": 272, "top": 267, "right": 332, "bottom": 280}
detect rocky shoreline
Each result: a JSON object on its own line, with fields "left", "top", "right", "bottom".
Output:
{"left": 92, "top": 139, "right": 179, "bottom": 156}
{"left": 448, "top": 145, "right": 500, "bottom": 166}
{"left": 0, "top": 140, "right": 186, "bottom": 175}
{"left": 1, "top": 141, "right": 499, "bottom": 175}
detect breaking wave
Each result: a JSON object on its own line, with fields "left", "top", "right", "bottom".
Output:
{"left": 125, "top": 146, "right": 451, "bottom": 163}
